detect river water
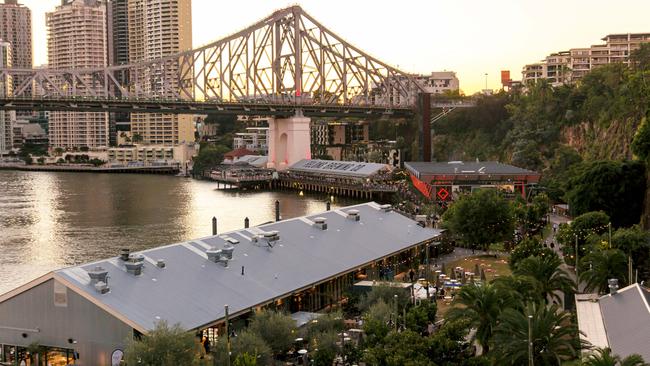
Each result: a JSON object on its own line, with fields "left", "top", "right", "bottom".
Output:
{"left": 0, "top": 171, "right": 357, "bottom": 294}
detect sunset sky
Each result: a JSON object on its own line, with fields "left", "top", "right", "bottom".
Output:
{"left": 15, "top": 0, "right": 650, "bottom": 94}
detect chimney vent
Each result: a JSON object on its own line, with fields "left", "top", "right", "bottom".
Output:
{"left": 156, "top": 259, "right": 166, "bottom": 268}
{"left": 346, "top": 209, "right": 360, "bottom": 221}
{"left": 222, "top": 244, "right": 235, "bottom": 259}
{"left": 207, "top": 247, "right": 229, "bottom": 266}
{"left": 225, "top": 237, "right": 240, "bottom": 245}
{"left": 313, "top": 217, "right": 328, "bottom": 230}
{"left": 608, "top": 278, "right": 619, "bottom": 295}
{"left": 120, "top": 249, "right": 130, "bottom": 261}
{"left": 94, "top": 281, "right": 109, "bottom": 294}
{"left": 87, "top": 266, "right": 109, "bottom": 285}
{"left": 125, "top": 261, "right": 144, "bottom": 276}
{"left": 379, "top": 204, "right": 392, "bottom": 212}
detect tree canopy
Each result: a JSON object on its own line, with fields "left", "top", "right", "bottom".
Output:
{"left": 442, "top": 189, "right": 514, "bottom": 251}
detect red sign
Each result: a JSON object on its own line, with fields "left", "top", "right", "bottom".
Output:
{"left": 437, "top": 188, "right": 449, "bottom": 200}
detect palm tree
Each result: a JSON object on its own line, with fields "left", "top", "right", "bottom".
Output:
{"left": 492, "top": 275, "right": 543, "bottom": 307}
{"left": 579, "top": 249, "right": 628, "bottom": 294}
{"left": 514, "top": 254, "right": 575, "bottom": 304}
{"left": 581, "top": 347, "right": 647, "bottom": 366}
{"left": 493, "top": 302, "right": 580, "bottom": 365}
{"left": 446, "top": 283, "right": 513, "bottom": 354}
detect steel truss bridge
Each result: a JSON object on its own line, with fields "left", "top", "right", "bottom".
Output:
{"left": 0, "top": 6, "right": 433, "bottom": 118}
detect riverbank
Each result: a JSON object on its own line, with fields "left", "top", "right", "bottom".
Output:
{"left": 0, "top": 163, "right": 180, "bottom": 174}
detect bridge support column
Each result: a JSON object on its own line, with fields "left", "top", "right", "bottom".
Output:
{"left": 418, "top": 93, "right": 432, "bottom": 162}
{"left": 267, "top": 113, "right": 312, "bottom": 171}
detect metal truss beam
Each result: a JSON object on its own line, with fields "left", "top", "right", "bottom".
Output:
{"left": 0, "top": 6, "right": 423, "bottom": 110}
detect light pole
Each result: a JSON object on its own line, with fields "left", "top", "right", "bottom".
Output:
{"left": 484, "top": 73, "right": 488, "bottom": 91}
{"left": 574, "top": 234, "right": 581, "bottom": 294}
{"left": 393, "top": 294, "right": 398, "bottom": 331}
{"left": 528, "top": 314, "right": 534, "bottom": 366}
{"left": 225, "top": 304, "right": 231, "bottom": 366}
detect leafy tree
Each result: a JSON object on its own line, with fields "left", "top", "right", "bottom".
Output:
{"left": 405, "top": 299, "right": 437, "bottom": 334}
{"left": 358, "top": 283, "right": 411, "bottom": 312}
{"left": 611, "top": 225, "right": 650, "bottom": 281}
{"left": 493, "top": 302, "right": 580, "bottom": 365}
{"left": 362, "top": 299, "right": 393, "bottom": 347}
{"left": 509, "top": 237, "right": 555, "bottom": 270}
{"left": 557, "top": 211, "right": 611, "bottom": 264}
{"left": 124, "top": 321, "right": 203, "bottom": 366}
{"left": 192, "top": 143, "right": 230, "bottom": 175}
{"left": 132, "top": 133, "right": 144, "bottom": 143}
{"left": 37, "top": 157, "right": 45, "bottom": 165}
{"left": 632, "top": 117, "right": 650, "bottom": 160}
{"left": 442, "top": 189, "right": 515, "bottom": 251}
{"left": 211, "top": 330, "right": 272, "bottom": 366}
{"left": 310, "top": 330, "right": 339, "bottom": 366}
{"left": 565, "top": 160, "right": 645, "bottom": 228}
{"left": 579, "top": 249, "right": 628, "bottom": 294}
{"left": 303, "top": 311, "right": 344, "bottom": 341}
{"left": 446, "top": 283, "right": 512, "bottom": 354}
{"left": 630, "top": 43, "right": 650, "bottom": 72}
{"left": 233, "top": 353, "right": 258, "bottom": 366}
{"left": 513, "top": 254, "right": 575, "bottom": 304}
{"left": 362, "top": 329, "right": 433, "bottom": 366}
{"left": 247, "top": 310, "right": 296, "bottom": 356}
{"left": 581, "top": 347, "right": 647, "bottom": 366}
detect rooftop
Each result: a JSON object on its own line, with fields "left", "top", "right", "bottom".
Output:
{"left": 576, "top": 283, "right": 650, "bottom": 360}
{"left": 404, "top": 161, "right": 539, "bottom": 177}
{"left": 4, "top": 202, "right": 440, "bottom": 333}
{"left": 289, "top": 159, "right": 390, "bottom": 178}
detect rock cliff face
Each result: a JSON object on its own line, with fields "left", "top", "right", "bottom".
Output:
{"left": 561, "top": 118, "right": 641, "bottom": 161}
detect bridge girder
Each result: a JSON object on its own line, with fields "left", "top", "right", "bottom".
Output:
{"left": 0, "top": 6, "right": 424, "bottom": 110}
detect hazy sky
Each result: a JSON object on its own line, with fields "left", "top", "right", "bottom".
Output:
{"left": 16, "top": 0, "right": 650, "bottom": 94}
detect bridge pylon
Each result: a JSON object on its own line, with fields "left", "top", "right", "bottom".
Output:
{"left": 267, "top": 111, "right": 311, "bottom": 171}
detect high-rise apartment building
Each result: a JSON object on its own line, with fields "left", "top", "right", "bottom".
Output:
{"left": 0, "top": 40, "right": 14, "bottom": 154}
{"left": 127, "top": 0, "right": 193, "bottom": 145}
{"left": 106, "top": 0, "right": 130, "bottom": 144}
{"left": 47, "top": 0, "right": 109, "bottom": 148}
{"left": 522, "top": 33, "right": 650, "bottom": 86}
{"left": 0, "top": 0, "right": 32, "bottom": 103}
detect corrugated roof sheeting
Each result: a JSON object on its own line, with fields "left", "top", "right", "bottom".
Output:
{"left": 55, "top": 202, "right": 440, "bottom": 332}
{"left": 404, "top": 161, "right": 539, "bottom": 176}
{"left": 597, "top": 284, "right": 650, "bottom": 361}
{"left": 289, "top": 159, "right": 389, "bottom": 178}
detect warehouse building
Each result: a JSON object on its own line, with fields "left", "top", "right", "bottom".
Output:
{"left": 0, "top": 202, "right": 441, "bottom": 365}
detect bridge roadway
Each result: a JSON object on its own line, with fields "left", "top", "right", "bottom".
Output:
{"left": 0, "top": 97, "right": 415, "bottom": 118}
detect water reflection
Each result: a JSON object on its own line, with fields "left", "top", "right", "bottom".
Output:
{"left": 0, "top": 171, "right": 358, "bottom": 294}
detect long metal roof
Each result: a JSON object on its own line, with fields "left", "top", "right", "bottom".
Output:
{"left": 404, "top": 161, "right": 539, "bottom": 177}
{"left": 289, "top": 159, "right": 389, "bottom": 178}
{"left": 52, "top": 202, "right": 440, "bottom": 332}
{"left": 598, "top": 284, "right": 650, "bottom": 360}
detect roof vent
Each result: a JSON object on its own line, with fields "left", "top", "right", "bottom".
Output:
{"left": 264, "top": 230, "right": 280, "bottom": 242}
{"left": 222, "top": 244, "right": 235, "bottom": 259}
{"left": 207, "top": 248, "right": 229, "bottom": 266}
{"left": 346, "top": 210, "right": 360, "bottom": 221}
{"left": 608, "top": 278, "right": 619, "bottom": 295}
{"left": 125, "top": 261, "right": 144, "bottom": 276}
{"left": 156, "top": 259, "right": 166, "bottom": 268}
{"left": 225, "top": 237, "right": 240, "bottom": 245}
{"left": 131, "top": 254, "right": 145, "bottom": 263}
{"left": 119, "top": 248, "right": 130, "bottom": 261}
{"left": 87, "top": 266, "right": 109, "bottom": 285}
{"left": 379, "top": 204, "right": 392, "bottom": 212}
{"left": 94, "top": 281, "right": 109, "bottom": 294}
{"left": 313, "top": 217, "right": 328, "bottom": 230}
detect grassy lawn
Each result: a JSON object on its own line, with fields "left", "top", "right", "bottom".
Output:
{"left": 436, "top": 254, "right": 512, "bottom": 319}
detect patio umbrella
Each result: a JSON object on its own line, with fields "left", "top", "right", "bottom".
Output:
{"left": 480, "top": 268, "right": 487, "bottom": 282}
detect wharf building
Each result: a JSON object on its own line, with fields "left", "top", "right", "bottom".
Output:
{"left": 522, "top": 33, "right": 650, "bottom": 86}
{"left": 376, "top": 71, "right": 460, "bottom": 105}
{"left": 46, "top": 0, "right": 109, "bottom": 149}
{"left": 0, "top": 202, "right": 441, "bottom": 365}
{"left": 127, "top": 0, "right": 194, "bottom": 146}
{"left": 405, "top": 161, "right": 541, "bottom": 201}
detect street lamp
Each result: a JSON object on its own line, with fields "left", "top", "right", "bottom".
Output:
{"left": 484, "top": 73, "right": 488, "bottom": 91}
{"left": 528, "top": 314, "right": 534, "bottom": 366}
